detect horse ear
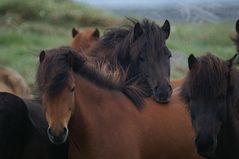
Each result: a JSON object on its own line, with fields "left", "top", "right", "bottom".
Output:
{"left": 162, "top": 19, "right": 170, "bottom": 40}
{"left": 133, "top": 22, "right": 143, "bottom": 41}
{"left": 39, "top": 50, "right": 45, "bottom": 63}
{"left": 92, "top": 28, "right": 100, "bottom": 39}
{"left": 227, "top": 53, "right": 237, "bottom": 68}
{"left": 236, "top": 19, "right": 239, "bottom": 34}
{"left": 188, "top": 54, "right": 198, "bottom": 70}
{"left": 72, "top": 28, "right": 79, "bottom": 38}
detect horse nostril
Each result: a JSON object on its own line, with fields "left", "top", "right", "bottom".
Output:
{"left": 168, "top": 84, "right": 172, "bottom": 92}
{"left": 208, "top": 136, "right": 214, "bottom": 145}
{"left": 63, "top": 127, "right": 68, "bottom": 134}
{"left": 154, "top": 86, "right": 159, "bottom": 92}
{"left": 47, "top": 128, "right": 52, "bottom": 136}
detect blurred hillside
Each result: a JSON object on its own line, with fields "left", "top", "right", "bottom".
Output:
{"left": 107, "top": 1, "right": 239, "bottom": 23}
{"left": 0, "top": 0, "right": 237, "bottom": 86}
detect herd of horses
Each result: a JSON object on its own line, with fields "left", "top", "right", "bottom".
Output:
{"left": 0, "top": 18, "right": 239, "bottom": 159}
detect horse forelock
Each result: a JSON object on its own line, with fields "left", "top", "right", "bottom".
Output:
{"left": 36, "top": 47, "right": 73, "bottom": 97}
{"left": 36, "top": 47, "right": 126, "bottom": 95}
{"left": 182, "top": 54, "right": 230, "bottom": 100}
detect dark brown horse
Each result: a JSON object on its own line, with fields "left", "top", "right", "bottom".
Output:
{"left": 70, "top": 27, "right": 100, "bottom": 53}
{"left": 231, "top": 19, "right": 239, "bottom": 52}
{"left": 37, "top": 47, "right": 202, "bottom": 159}
{"left": 0, "top": 92, "right": 68, "bottom": 159}
{"left": 181, "top": 53, "right": 239, "bottom": 159}
{"left": 87, "top": 18, "right": 172, "bottom": 103}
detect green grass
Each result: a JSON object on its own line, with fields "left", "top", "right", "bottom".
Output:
{"left": 168, "top": 22, "right": 236, "bottom": 59}
{"left": 0, "top": 27, "right": 70, "bottom": 86}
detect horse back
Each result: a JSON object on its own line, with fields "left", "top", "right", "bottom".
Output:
{"left": 139, "top": 95, "right": 201, "bottom": 159}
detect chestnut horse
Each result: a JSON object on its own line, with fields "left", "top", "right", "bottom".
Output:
{"left": 87, "top": 18, "right": 172, "bottom": 103}
{"left": 181, "top": 53, "right": 239, "bottom": 159}
{"left": 231, "top": 19, "right": 239, "bottom": 52}
{"left": 36, "top": 47, "right": 202, "bottom": 159}
{"left": 0, "top": 67, "right": 31, "bottom": 99}
{"left": 70, "top": 27, "right": 100, "bottom": 52}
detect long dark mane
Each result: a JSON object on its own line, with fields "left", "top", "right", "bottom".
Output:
{"left": 36, "top": 47, "right": 144, "bottom": 107}
{"left": 181, "top": 53, "right": 231, "bottom": 102}
{"left": 89, "top": 18, "right": 169, "bottom": 94}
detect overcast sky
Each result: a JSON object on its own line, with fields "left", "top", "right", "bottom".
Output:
{"left": 76, "top": 0, "right": 237, "bottom": 8}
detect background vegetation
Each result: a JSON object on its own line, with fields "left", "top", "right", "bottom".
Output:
{"left": 0, "top": 0, "right": 237, "bottom": 86}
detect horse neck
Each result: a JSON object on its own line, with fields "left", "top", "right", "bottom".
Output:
{"left": 69, "top": 74, "right": 122, "bottom": 145}
{"left": 216, "top": 69, "right": 239, "bottom": 157}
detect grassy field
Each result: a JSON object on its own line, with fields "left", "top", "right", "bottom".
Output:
{"left": 0, "top": 0, "right": 237, "bottom": 86}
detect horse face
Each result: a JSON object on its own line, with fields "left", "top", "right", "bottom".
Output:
{"left": 182, "top": 54, "right": 235, "bottom": 158}
{"left": 42, "top": 76, "right": 75, "bottom": 145}
{"left": 188, "top": 97, "right": 227, "bottom": 158}
{"left": 71, "top": 28, "right": 100, "bottom": 52}
{"left": 138, "top": 46, "right": 172, "bottom": 103}
{"left": 134, "top": 20, "right": 172, "bottom": 103}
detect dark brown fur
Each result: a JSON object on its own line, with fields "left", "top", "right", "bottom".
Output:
{"left": 181, "top": 53, "right": 239, "bottom": 159}
{"left": 87, "top": 18, "right": 172, "bottom": 101}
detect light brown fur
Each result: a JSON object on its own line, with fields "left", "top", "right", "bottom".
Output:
{"left": 70, "top": 27, "right": 100, "bottom": 53}
{"left": 0, "top": 67, "right": 31, "bottom": 99}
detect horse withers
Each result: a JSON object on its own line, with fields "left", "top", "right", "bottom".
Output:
{"left": 37, "top": 47, "right": 202, "bottom": 159}
{"left": 181, "top": 53, "right": 239, "bottom": 159}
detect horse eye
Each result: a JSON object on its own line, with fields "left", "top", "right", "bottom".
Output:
{"left": 139, "top": 56, "right": 145, "bottom": 62}
{"left": 70, "top": 87, "right": 75, "bottom": 92}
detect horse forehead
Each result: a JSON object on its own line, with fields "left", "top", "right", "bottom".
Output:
{"left": 82, "top": 28, "right": 95, "bottom": 37}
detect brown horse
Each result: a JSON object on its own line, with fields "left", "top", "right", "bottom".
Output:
{"left": 36, "top": 47, "right": 202, "bottom": 159}
{"left": 0, "top": 66, "right": 31, "bottom": 99}
{"left": 231, "top": 19, "right": 239, "bottom": 52}
{"left": 87, "top": 18, "right": 172, "bottom": 103}
{"left": 181, "top": 53, "right": 239, "bottom": 159}
{"left": 70, "top": 27, "right": 100, "bottom": 53}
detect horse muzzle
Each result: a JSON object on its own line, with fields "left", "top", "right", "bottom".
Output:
{"left": 47, "top": 127, "right": 69, "bottom": 145}
{"left": 195, "top": 134, "right": 217, "bottom": 158}
{"left": 153, "top": 84, "right": 172, "bottom": 103}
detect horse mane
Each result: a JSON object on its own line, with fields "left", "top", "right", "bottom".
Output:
{"left": 36, "top": 47, "right": 144, "bottom": 107}
{"left": 91, "top": 18, "right": 165, "bottom": 64}
{"left": 88, "top": 18, "right": 167, "bottom": 97}
{"left": 181, "top": 53, "right": 230, "bottom": 101}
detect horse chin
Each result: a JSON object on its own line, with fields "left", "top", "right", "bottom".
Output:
{"left": 153, "top": 95, "right": 170, "bottom": 104}
{"left": 48, "top": 133, "right": 68, "bottom": 145}
{"left": 196, "top": 142, "right": 217, "bottom": 158}
{"left": 198, "top": 149, "right": 216, "bottom": 159}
